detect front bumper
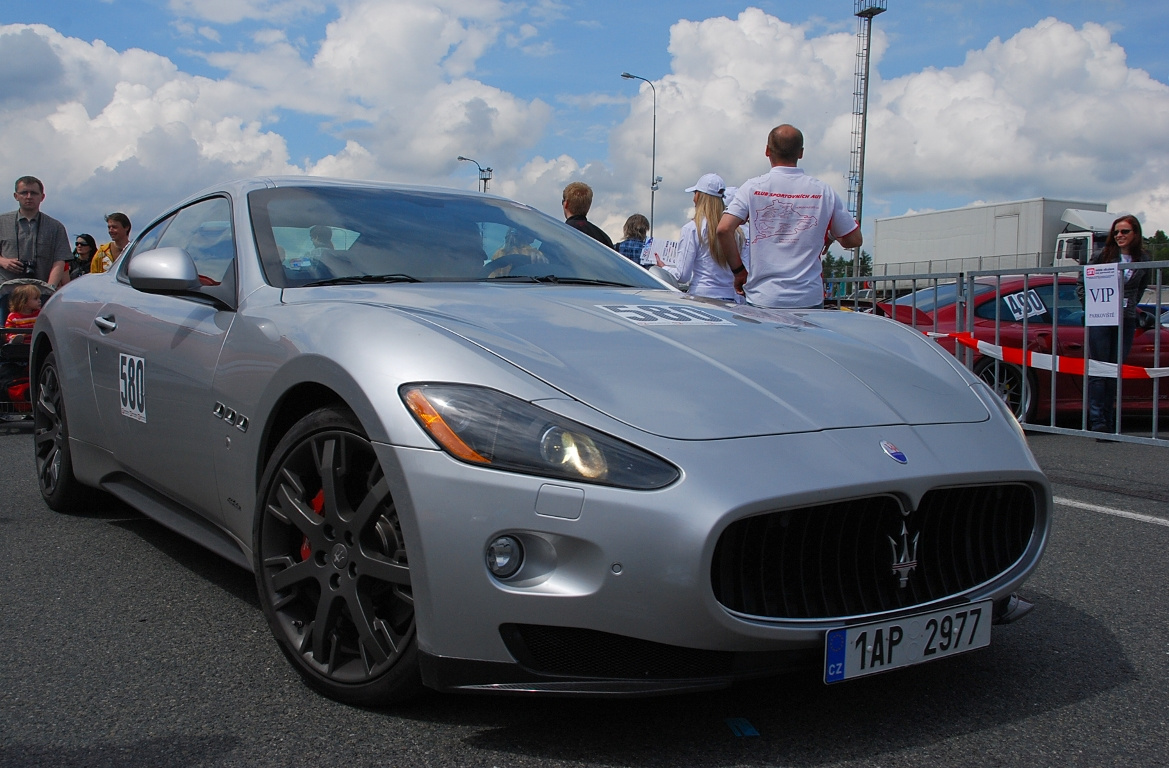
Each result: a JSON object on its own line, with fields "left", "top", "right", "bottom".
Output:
{"left": 375, "top": 419, "right": 1051, "bottom": 694}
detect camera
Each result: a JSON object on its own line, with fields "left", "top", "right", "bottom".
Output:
{"left": 20, "top": 261, "right": 35, "bottom": 277}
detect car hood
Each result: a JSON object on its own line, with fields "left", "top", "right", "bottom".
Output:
{"left": 290, "top": 285, "right": 989, "bottom": 439}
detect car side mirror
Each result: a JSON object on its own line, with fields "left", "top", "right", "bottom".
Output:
{"left": 127, "top": 247, "right": 202, "bottom": 292}
{"left": 1136, "top": 308, "right": 1157, "bottom": 332}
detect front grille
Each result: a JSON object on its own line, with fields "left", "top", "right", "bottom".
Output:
{"left": 711, "top": 484, "right": 1037, "bottom": 620}
{"left": 500, "top": 624, "right": 734, "bottom": 679}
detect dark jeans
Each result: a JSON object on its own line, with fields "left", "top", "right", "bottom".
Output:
{"left": 1087, "top": 320, "right": 1136, "bottom": 431}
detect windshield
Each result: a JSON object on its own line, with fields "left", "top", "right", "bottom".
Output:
{"left": 248, "top": 186, "right": 662, "bottom": 289}
{"left": 892, "top": 282, "right": 994, "bottom": 313}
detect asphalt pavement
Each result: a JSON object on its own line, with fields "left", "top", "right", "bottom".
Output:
{"left": 1, "top": 424, "right": 1167, "bottom": 768}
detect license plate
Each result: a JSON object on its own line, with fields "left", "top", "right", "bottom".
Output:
{"left": 824, "top": 600, "right": 992, "bottom": 683}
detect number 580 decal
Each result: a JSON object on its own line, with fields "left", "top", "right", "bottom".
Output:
{"left": 119, "top": 353, "right": 147, "bottom": 423}
{"left": 597, "top": 304, "right": 733, "bottom": 326}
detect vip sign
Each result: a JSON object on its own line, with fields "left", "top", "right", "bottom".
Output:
{"left": 1083, "top": 264, "right": 1121, "bottom": 327}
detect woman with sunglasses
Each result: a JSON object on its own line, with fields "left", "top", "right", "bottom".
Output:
{"left": 1083, "top": 214, "right": 1150, "bottom": 435}
{"left": 71, "top": 233, "right": 97, "bottom": 278}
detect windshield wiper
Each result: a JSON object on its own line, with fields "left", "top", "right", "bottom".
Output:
{"left": 304, "top": 273, "right": 420, "bottom": 287}
{"left": 490, "top": 274, "right": 633, "bottom": 287}
{"left": 533, "top": 275, "right": 635, "bottom": 287}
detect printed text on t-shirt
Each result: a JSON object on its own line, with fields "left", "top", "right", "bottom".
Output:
{"left": 753, "top": 191, "right": 822, "bottom": 199}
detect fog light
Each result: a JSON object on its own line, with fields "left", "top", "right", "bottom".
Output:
{"left": 486, "top": 535, "right": 524, "bottom": 579}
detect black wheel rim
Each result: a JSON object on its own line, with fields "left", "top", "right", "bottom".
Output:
{"left": 979, "top": 362, "right": 1031, "bottom": 420}
{"left": 33, "top": 362, "right": 66, "bottom": 496}
{"left": 259, "top": 428, "right": 414, "bottom": 685}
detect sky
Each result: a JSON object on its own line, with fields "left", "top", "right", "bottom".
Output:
{"left": 4, "top": 0, "right": 1169, "bottom": 251}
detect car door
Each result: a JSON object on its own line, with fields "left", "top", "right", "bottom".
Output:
{"left": 971, "top": 282, "right": 1040, "bottom": 359}
{"left": 90, "top": 196, "right": 237, "bottom": 518}
{"left": 1120, "top": 309, "right": 1165, "bottom": 407}
{"left": 971, "top": 279, "right": 1087, "bottom": 408}
{"left": 1032, "top": 281, "right": 1089, "bottom": 405}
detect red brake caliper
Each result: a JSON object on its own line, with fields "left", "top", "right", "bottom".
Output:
{"left": 299, "top": 489, "right": 325, "bottom": 561}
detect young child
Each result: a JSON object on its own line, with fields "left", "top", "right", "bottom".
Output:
{"left": 5, "top": 284, "right": 43, "bottom": 344}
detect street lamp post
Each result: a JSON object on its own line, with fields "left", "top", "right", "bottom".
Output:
{"left": 621, "top": 72, "right": 659, "bottom": 239}
{"left": 457, "top": 155, "right": 493, "bottom": 193}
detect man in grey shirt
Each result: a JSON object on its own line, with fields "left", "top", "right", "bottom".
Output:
{"left": 0, "top": 176, "right": 71, "bottom": 287}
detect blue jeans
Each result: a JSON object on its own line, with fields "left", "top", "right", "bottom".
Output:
{"left": 1087, "top": 320, "right": 1136, "bottom": 431}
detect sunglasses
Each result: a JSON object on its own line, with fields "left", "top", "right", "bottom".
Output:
{"left": 1114, "top": 228, "right": 1134, "bottom": 235}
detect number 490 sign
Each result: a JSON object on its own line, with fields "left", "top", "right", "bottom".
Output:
{"left": 119, "top": 353, "right": 147, "bottom": 423}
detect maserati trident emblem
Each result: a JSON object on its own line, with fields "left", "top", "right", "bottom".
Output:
{"left": 888, "top": 519, "right": 919, "bottom": 588}
{"left": 881, "top": 440, "right": 907, "bottom": 464}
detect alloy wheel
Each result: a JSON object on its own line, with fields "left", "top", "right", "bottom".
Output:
{"left": 256, "top": 413, "right": 417, "bottom": 700}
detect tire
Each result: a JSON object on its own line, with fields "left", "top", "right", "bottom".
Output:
{"left": 254, "top": 406, "right": 420, "bottom": 706}
{"left": 34, "top": 351, "right": 91, "bottom": 512}
{"left": 975, "top": 358, "right": 1037, "bottom": 423}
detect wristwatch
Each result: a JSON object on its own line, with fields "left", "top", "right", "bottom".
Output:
{"left": 731, "top": 264, "right": 746, "bottom": 275}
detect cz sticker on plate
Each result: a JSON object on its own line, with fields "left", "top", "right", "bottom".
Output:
{"left": 824, "top": 600, "right": 992, "bottom": 683}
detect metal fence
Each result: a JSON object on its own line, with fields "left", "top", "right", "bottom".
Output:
{"left": 826, "top": 261, "right": 1169, "bottom": 446}
{"left": 870, "top": 251, "right": 1053, "bottom": 278}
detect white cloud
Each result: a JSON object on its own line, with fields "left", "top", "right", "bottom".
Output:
{"left": 589, "top": 9, "right": 860, "bottom": 239}
{"left": 4, "top": 5, "right": 1169, "bottom": 247}
{"left": 865, "top": 17, "right": 1169, "bottom": 230}
{"left": 0, "top": 1, "right": 552, "bottom": 233}
{"left": 588, "top": 12, "right": 1169, "bottom": 240}
{"left": 0, "top": 24, "right": 299, "bottom": 230}
{"left": 505, "top": 22, "right": 554, "bottom": 58}
{"left": 204, "top": 0, "right": 552, "bottom": 177}
{"left": 505, "top": 22, "right": 537, "bottom": 45}
{"left": 168, "top": 0, "right": 327, "bottom": 25}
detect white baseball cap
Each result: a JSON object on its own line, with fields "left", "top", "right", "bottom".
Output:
{"left": 685, "top": 173, "right": 725, "bottom": 197}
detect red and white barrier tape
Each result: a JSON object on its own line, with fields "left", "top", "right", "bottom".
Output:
{"left": 926, "top": 332, "right": 1169, "bottom": 380}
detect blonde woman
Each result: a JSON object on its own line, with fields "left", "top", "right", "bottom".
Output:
{"left": 659, "top": 173, "right": 739, "bottom": 300}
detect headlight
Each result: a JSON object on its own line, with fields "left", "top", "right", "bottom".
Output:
{"left": 401, "top": 384, "right": 679, "bottom": 490}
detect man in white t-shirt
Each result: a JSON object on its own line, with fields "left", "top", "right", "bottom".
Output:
{"left": 716, "top": 125, "right": 862, "bottom": 308}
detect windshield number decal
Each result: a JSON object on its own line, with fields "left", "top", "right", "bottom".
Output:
{"left": 1002, "top": 289, "right": 1046, "bottom": 321}
{"left": 598, "top": 304, "right": 733, "bottom": 326}
{"left": 119, "top": 354, "right": 147, "bottom": 423}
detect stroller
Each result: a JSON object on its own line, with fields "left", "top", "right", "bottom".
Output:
{"left": 0, "top": 278, "right": 54, "bottom": 422}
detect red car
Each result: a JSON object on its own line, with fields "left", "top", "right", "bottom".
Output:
{"left": 876, "top": 275, "right": 1169, "bottom": 422}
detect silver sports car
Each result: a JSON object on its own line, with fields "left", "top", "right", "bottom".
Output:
{"left": 31, "top": 177, "right": 1051, "bottom": 705}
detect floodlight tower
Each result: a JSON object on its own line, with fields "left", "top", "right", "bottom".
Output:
{"left": 847, "top": 0, "right": 886, "bottom": 279}
{"left": 457, "top": 156, "right": 493, "bottom": 193}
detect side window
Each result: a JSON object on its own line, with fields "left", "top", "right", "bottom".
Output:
{"left": 122, "top": 214, "right": 173, "bottom": 262}
{"left": 974, "top": 286, "right": 1052, "bottom": 324}
{"left": 1052, "top": 283, "right": 1084, "bottom": 327}
{"left": 155, "top": 197, "right": 235, "bottom": 286}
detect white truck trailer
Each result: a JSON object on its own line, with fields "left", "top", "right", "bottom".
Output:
{"left": 872, "top": 198, "right": 1113, "bottom": 275}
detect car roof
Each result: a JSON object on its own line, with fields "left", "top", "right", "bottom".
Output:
{"left": 184, "top": 176, "right": 509, "bottom": 205}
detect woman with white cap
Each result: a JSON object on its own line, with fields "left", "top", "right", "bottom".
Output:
{"left": 658, "top": 173, "right": 739, "bottom": 300}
